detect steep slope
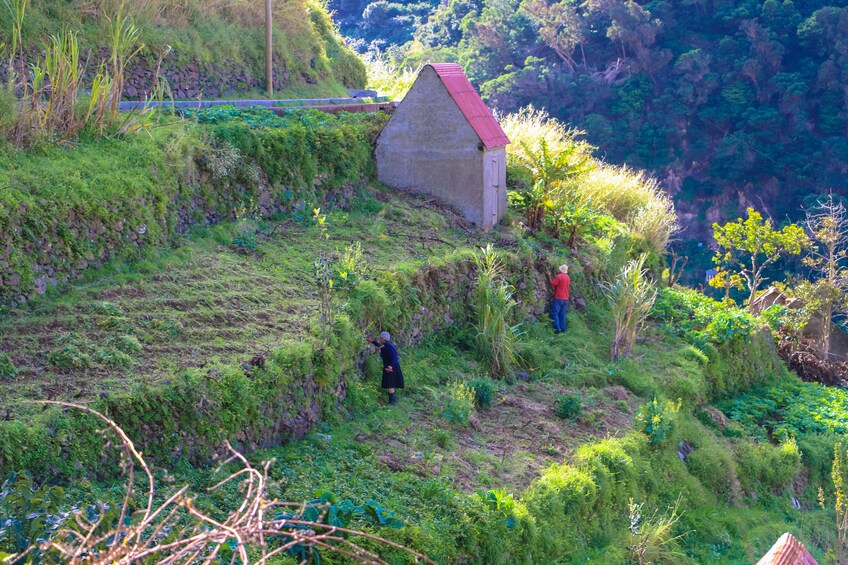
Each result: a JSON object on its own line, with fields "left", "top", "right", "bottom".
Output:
{"left": 0, "top": 0, "right": 365, "bottom": 98}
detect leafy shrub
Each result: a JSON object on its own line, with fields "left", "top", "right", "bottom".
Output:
{"left": 476, "top": 488, "right": 517, "bottom": 527}
{"left": 719, "top": 381, "right": 848, "bottom": 440}
{"left": 652, "top": 287, "right": 757, "bottom": 348}
{"left": 443, "top": 381, "right": 475, "bottom": 424}
{"left": 0, "top": 354, "right": 17, "bottom": 381}
{"left": 300, "top": 490, "right": 403, "bottom": 530}
{"left": 555, "top": 395, "right": 582, "bottom": 419}
{"left": 637, "top": 399, "right": 680, "bottom": 447}
{"left": 469, "top": 377, "right": 496, "bottom": 409}
{"left": 0, "top": 471, "right": 76, "bottom": 556}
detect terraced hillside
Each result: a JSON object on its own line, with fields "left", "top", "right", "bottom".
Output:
{"left": 0, "top": 188, "right": 479, "bottom": 415}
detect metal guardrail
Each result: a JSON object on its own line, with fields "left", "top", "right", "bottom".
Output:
{"left": 118, "top": 96, "right": 392, "bottom": 112}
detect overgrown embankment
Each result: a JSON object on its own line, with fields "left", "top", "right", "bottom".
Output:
{"left": 0, "top": 0, "right": 365, "bottom": 98}
{"left": 0, "top": 110, "right": 381, "bottom": 305}
{"left": 0, "top": 209, "right": 549, "bottom": 477}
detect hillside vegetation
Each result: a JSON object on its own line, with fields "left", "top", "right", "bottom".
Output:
{"left": 0, "top": 0, "right": 365, "bottom": 98}
{"left": 341, "top": 0, "right": 848, "bottom": 279}
{"left": 1, "top": 104, "right": 847, "bottom": 563}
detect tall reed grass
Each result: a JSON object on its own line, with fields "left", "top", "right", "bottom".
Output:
{"left": 364, "top": 52, "right": 419, "bottom": 100}
{"left": 500, "top": 105, "right": 594, "bottom": 156}
{"left": 472, "top": 245, "right": 521, "bottom": 378}
{"left": 601, "top": 254, "right": 657, "bottom": 361}
{"left": 2, "top": 0, "right": 162, "bottom": 145}
{"left": 562, "top": 164, "right": 678, "bottom": 254}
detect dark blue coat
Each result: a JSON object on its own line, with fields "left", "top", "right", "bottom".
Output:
{"left": 376, "top": 341, "right": 404, "bottom": 389}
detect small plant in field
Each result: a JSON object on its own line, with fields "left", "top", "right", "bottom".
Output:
{"left": 0, "top": 353, "right": 17, "bottom": 380}
{"left": 94, "top": 348, "right": 133, "bottom": 367}
{"left": 336, "top": 242, "right": 365, "bottom": 290}
{"left": 431, "top": 429, "right": 454, "bottom": 450}
{"left": 473, "top": 245, "right": 522, "bottom": 378}
{"left": 0, "top": 470, "right": 78, "bottom": 558}
{"left": 443, "top": 380, "right": 475, "bottom": 424}
{"left": 637, "top": 398, "right": 680, "bottom": 447}
{"left": 233, "top": 202, "right": 259, "bottom": 251}
{"left": 107, "top": 335, "right": 142, "bottom": 355}
{"left": 476, "top": 488, "right": 517, "bottom": 527}
{"left": 823, "top": 441, "right": 848, "bottom": 563}
{"left": 627, "top": 495, "right": 686, "bottom": 564}
{"left": 469, "top": 377, "right": 496, "bottom": 409}
{"left": 313, "top": 253, "right": 337, "bottom": 347}
{"left": 313, "top": 207, "right": 329, "bottom": 240}
{"left": 91, "top": 302, "right": 123, "bottom": 317}
{"left": 555, "top": 394, "right": 582, "bottom": 419}
{"left": 47, "top": 344, "right": 91, "bottom": 370}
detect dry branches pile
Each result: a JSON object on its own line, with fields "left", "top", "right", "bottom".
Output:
{"left": 7, "top": 401, "right": 433, "bottom": 565}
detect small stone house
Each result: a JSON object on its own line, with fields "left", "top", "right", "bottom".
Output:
{"left": 375, "top": 64, "right": 510, "bottom": 230}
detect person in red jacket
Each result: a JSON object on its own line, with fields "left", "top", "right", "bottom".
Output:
{"left": 548, "top": 264, "right": 571, "bottom": 334}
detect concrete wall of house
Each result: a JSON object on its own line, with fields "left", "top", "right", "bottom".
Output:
{"left": 482, "top": 147, "right": 507, "bottom": 229}
{"left": 375, "top": 66, "right": 504, "bottom": 229}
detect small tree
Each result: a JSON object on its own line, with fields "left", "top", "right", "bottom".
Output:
{"left": 803, "top": 195, "right": 848, "bottom": 358}
{"left": 711, "top": 208, "right": 809, "bottom": 308}
{"left": 602, "top": 254, "right": 657, "bottom": 361}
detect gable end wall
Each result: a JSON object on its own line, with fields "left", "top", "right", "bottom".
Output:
{"left": 376, "top": 67, "right": 489, "bottom": 226}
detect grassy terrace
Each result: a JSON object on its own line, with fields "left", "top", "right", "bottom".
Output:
{"left": 0, "top": 187, "right": 488, "bottom": 415}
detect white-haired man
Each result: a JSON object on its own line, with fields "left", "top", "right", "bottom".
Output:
{"left": 548, "top": 264, "right": 571, "bottom": 334}
{"left": 368, "top": 331, "right": 404, "bottom": 405}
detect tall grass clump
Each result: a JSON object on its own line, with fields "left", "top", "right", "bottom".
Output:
{"left": 472, "top": 245, "right": 521, "bottom": 378}
{"left": 602, "top": 254, "right": 658, "bottom": 361}
{"left": 565, "top": 164, "right": 678, "bottom": 254}
{"left": 364, "top": 51, "right": 419, "bottom": 100}
{"left": 501, "top": 105, "right": 594, "bottom": 156}
{"left": 2, "top": 1, "right": 161, "bottom": 146}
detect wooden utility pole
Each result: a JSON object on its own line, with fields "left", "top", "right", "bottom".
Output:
{"left": 265, "top": 0, "right": 273, "bottom": 97}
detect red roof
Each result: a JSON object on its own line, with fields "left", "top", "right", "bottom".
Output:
{"left": 428, "top": 63, "right": 510, "bottom": 149}
{"left": 756, "top": 533, "right": 818, "bottom": 565}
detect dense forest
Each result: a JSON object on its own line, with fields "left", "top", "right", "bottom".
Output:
{"left": 335, "top": 0, "right": 848, "bottom": 273}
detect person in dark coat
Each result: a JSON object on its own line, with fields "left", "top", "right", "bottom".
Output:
{"left": 369, "top": 331, "right": 404, "bottom": 405}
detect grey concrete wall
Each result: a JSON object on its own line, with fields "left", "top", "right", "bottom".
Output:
{"left": 482, "top": 147, "right": 507, "bottom": 230}
{"left": 376, "top": 66, "right": 493, "bottom": 228}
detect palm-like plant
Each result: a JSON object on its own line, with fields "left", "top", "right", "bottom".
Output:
{"left": 512, "top": 138, "right": 594, "bottom": 232}
{"left": 601, "top": 254, "right": 657, "bottom": 361}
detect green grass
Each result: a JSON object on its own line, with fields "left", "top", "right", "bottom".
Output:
{"left": 0, "top": 186, "right": 492, "bottom": 413}
{"left": 52, "top": 315, "right": 831, "bottom": 563}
